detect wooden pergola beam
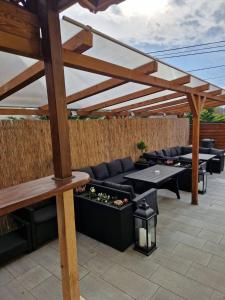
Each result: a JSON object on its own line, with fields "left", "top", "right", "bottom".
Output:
{"left": 0, "top": 108, "right": 47, "bottom": 116}
{"left": 41, "top": 60, "right": 158, "bottom": 110}
{"left": 63, "top": 50, "right": 225, "bottom": 103}
{"left": 0, "top": 29, "right": 93, "bottom": 102}
{"left": 0, "top": 0, "right": 41, "bottom": 59}
{"left": 77, "top": 75, "right": 191, "bottom": 112}
{"left": 112, "top": 83, "right": 209, "bottom": 113}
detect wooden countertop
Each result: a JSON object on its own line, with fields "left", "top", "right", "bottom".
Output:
{"left": 0, "top": 171, "right": 90, "bottom": 216}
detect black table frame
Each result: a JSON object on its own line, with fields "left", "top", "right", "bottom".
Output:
{"left": 124, "top": 165, "right": 185, "bottom": 199}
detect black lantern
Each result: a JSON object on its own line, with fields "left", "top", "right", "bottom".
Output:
{"left": 133, "top": 201, "right": 157, "bottom": 256}
{"left": 198, "top": 169, "right": 207, "bottom": 194}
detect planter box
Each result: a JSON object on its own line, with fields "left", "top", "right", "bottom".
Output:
{"left": 75, "top": 193, "right": 134, "bottom": 251}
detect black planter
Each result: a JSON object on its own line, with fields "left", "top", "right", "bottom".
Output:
{"left": 75, "top": 193, "right": 134, "bottom": 251}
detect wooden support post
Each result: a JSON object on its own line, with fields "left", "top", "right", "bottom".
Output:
{"left": 188, "top": 94, "right": 203, "bottom": 205}
{"left": 37, "top": 1, "right": 80, "bottom": 299}
{"left": 56, "top": 190, "right": 80, "bottom": 299}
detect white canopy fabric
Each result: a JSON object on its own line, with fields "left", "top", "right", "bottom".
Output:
{"left": 0, "top": 16, "right": 223, "bottom": 112}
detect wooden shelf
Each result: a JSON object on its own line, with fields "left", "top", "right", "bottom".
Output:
{"left": 0, "top": 171, "right": 90, "bottom": 216}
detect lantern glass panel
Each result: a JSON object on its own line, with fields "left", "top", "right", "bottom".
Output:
{"left": 148, "top": 217, "right": 156, "bottom": 245}
{"left": 135, "top": 218, "right": 148, "bottom": 248}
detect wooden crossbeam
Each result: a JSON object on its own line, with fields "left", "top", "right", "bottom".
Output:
{"left": 0, "top": 29, "right": 93, "bottom": 102}
{"left": 77, "top": 75, "right": 191, "bottom": 113}
{"left": 111, "top": 84, "right": 210, "bottom": 113}
{"left": 41, "top": 61, "right": 158, "bottom": 110}
{"left": 135, "top": 97, "right": 188, "bottom": 115}
{"left": 63, "top": 50, "right": 225, "bottom": 103}
{"left": 0, "top": 108, "right": 47, "bottom": 116}
{"left": 0, "top": 0, "right": 41, "bottom": 59}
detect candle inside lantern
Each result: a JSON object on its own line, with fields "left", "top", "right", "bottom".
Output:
{"left": 139, "top": 228, "right": 146, "bottom": 247}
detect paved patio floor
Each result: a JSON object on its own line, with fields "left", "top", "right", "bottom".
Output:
{"left": 1, "top": 171, "right": 225, "bottom": 300}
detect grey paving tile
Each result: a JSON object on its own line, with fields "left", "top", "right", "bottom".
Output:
{"left": 111, "top": 250, "right": 159, "bottom": 279}
{"left": 6, "top": 256, "right": 38, "bottom": 278}
{"left": 208, "top": 255, "right": 225, "bottom": 275}
{"left": 17, "top": 265, "right": 51, "bottom": 290}
{"left": 173, "top": 243, "right": 212, "bottom": 265}
{"left": 150, "top": 248, "right": 192, "bottom": 275}
{"left": 198, "top": 229, "right": 223, "bottom": 243}
{"left": 79, "top": 264, "right": 89, "bottom": 280}
{"left": 77, "top": 243, "right": 98, "bottom": 266}
{"left": 80, "top": 273, "right": 132, "bottom": 300}
{"left": 204, "top": 241, "right": 225, "bottom": 259}
{"left": 211, "top": 291, "right": 225, "bottom": 300}
{"left": 150, "top": 287, "right": 184, "bottom": 300}
{"left": 0, "top": 279, "right": 36, "bottom": 300}
{"left": 84, "top": 254, "right": 115, "bottom": 276}
{"left": 0, "top": 267, "right": 14, "bottom": 286}
{"left": 150, "top": 266, "right": 214, "bottom": 300}
{"left": 102, "top": 264, "right": 159, "bottom": 300}
{"left": 30, "top": 275, "right": 62, "bottom": 300}
{"left": 187, "top": 263, "right": 225, "bottom": 294}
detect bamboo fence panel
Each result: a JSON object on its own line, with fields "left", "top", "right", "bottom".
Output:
{"left": 0, "top": 118, "right": 189, "bottom": 188}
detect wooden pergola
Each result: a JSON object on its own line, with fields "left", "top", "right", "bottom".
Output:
{"left": 0, "top": 0, "right": 225, "bottom": 298}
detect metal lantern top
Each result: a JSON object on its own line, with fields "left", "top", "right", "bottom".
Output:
{"left": 133, "top": 200, "right": 156, "bottom": 220}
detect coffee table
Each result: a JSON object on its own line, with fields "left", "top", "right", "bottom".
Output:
{"left": 179, "top": 153, "right": 216, "bottom": 161}
{"left": 179, "top": 153, "right": 216, "bottom": 174}
{"left": 124, "top": 164, "right": 185, "bottom": 199}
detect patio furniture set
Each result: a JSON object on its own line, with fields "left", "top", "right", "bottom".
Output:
{"left": 1, "top": 144, "right": 223, "bottom": 263}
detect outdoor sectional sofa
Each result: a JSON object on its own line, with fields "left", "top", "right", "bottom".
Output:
{"left": 143, "top": 146, "right": 225, "bottom": 174}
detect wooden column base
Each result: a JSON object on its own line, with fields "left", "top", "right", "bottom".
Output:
{"left": 57, "top": 189, "right": 80, "bottom": 300}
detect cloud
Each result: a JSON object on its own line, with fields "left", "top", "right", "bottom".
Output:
{"left": 63, "top": 0, "right": 225, "bottom": 52}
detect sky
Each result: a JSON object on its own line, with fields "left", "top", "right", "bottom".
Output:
{"left": 63, "top": 0, "right": 225, "bottom": 88}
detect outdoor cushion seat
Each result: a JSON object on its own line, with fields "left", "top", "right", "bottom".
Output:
{"left": 107, "top": 159, "right": 123, "bottom": 177}
{"left": 120, "top": 157, "right": 135, "bottom": 172}
{"left": 90, "top": 179, "right": 104, "bottom": 185}
{"left": 104, "top": 181, "right": 135, "bottom": 199}
{"left": 199, "top": 147, "right": 210, "bottom": 154}
{"left": 106, "top": 174, "right": 129, "bottom": 184}
{"left": 181, "top": 146, "right": 192, "bottom": 155}
{"left": 33, "top": 205, "right": 57, "bottom": 224}
{"left": 78, "top": 167, "right": 95, "bottom": 178}
{"left": 92, "top": 163, "right": 110, "bottom": 180}
{"left": 155, "top": 150, "right": 164, "bottom": 157}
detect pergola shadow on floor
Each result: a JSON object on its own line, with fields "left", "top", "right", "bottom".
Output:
{"left": 1, "top": 171, "right": 225, "bottom": 300}
{"left": 1, "top": 1, "right": 225, "bottom": 299}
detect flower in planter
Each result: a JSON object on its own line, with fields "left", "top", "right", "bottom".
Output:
{"left": 113, "top": 200, "right": 124, "bottom": 207}
{"left": 89, "top": 186, "right": 97, "bottom": 198}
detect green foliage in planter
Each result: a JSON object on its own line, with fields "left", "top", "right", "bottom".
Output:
{"left": 137, "top": 140, "right": 148, "bottom": 154}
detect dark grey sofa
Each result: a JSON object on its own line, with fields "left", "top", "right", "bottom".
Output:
{"left": 143, "top": 146, "right": 224, "bottom": 173}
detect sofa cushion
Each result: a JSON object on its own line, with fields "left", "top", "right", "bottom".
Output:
{"left": 170, "top": 147, "right": 177, "bottom": 157}
{"left": 199, "top": 147, "right": 210, "bottom": 154}
{"left": 210, "top": 148, "right": 224, "bottom": 156}
{"left": 104, "top": 181, "right": 135, "bottom": 199}
{"left": 163, "top": 148, "right": 171, "bottom": 157}
{"left": 175, "top": 146, "right": 182, "bottom": 155}
{"left": 143, "top": 152, "right": 157, "bottom": 160}
{"left": 120, "top": 157, "right": 135, "bottom": 172}
{"left": 181, "top": 146, "right": 192, "bottom": 155}
{"left": 90, "top": 179, "right": 104, "bottom": 185}
{"left": 92, "top": 163, "right": 110, "bottom": 180}
{"left": 33, "top": 205, "right": 57, "bottom": 224}
{"left": 107, "top": 159, "right": 123, "bottom": 177}
{"left": 79, "top": 167, "right": 95, "bottom": 179}
{"left": 106, "top": 174, "right": 127, "bottom": 184}
{"left": 155, "top": 150, "right": 164, "bottom": 157}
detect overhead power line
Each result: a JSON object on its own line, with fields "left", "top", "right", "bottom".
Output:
{"left": 147, "top": 39, "right": 225, "bottom": 54}
{"left": 156, "top": 44, "right": 225, "bottom": 57}
{"left": 155, "top": 48, "right": 225, "bottom": 59}
{"left": 188, "top": 64, "right": 225, "bottom": 72}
